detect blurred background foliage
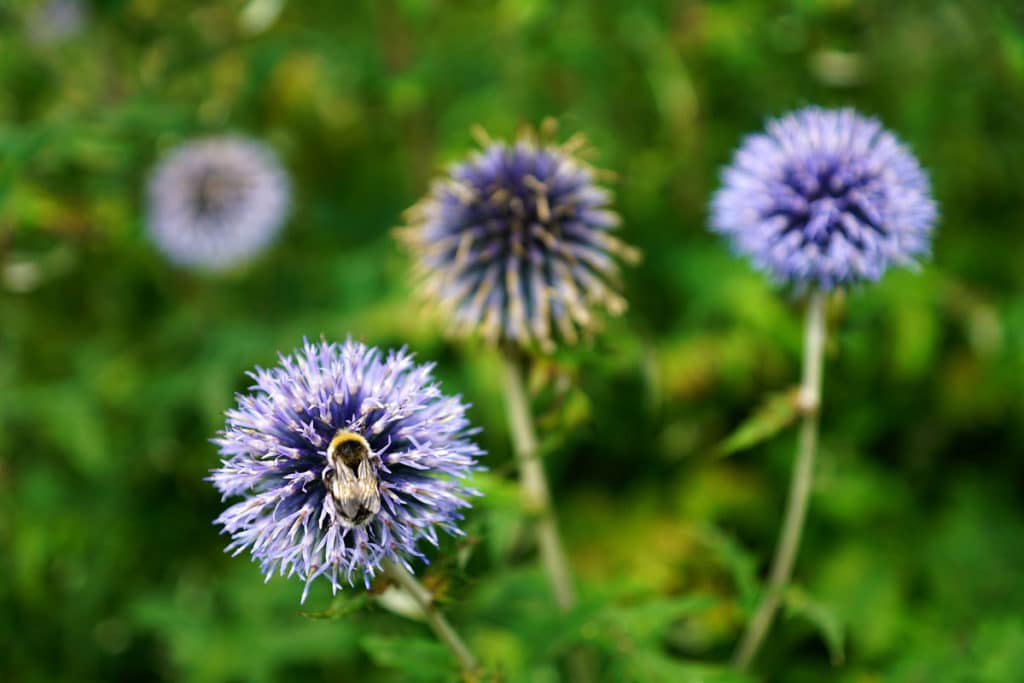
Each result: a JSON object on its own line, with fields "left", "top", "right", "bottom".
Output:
{"left": 2, "top": 0, "right": 1024, "bottom": 681}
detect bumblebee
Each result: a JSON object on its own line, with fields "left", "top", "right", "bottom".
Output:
{"left": 323, "top": 430, "right": 381, "bottom": 527}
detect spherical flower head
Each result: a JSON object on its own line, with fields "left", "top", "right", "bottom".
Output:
{"left": 146, "top": 136, "right": 290, "bottom": 271}
{"left": 400, "top": 125, "right": 640, "bottom": 352}
{"left": 26, "top": 0, "right": 87, "bottom": 45}
{"left": 209, "top": 339, "right": 484, "bottom": 602}
{"left": 710, "top": 107, "right": 937, "bottom": 289}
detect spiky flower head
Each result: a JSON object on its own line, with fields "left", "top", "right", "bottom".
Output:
{"left": 210, "top": 338, "right": 484, "bottom": 602}
{"left": 146, "top": 136, "right": 290, "bottom": 271}
{"left": 400, "top": 123, "right": 640, "bottom": 352}
{"left": 711, "top": 107, "right": 937, "bottom": 289}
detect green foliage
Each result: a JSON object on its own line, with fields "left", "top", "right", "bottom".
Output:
{"left": 3, "top": 0, "right": 1024, "bottom": 681}
{"left": 360, "top": 635, "right": 454, "bottom": 682}
{"left": 718, "top": 389, "right": 800, "bottom": 456}
{"left": 784, "top": 586, "right": 845, "bottom": 666}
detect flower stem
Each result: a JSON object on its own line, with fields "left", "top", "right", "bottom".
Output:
{"left": 500, "top": 349, "right": 576, "bottom": 612}
{"left": 382, "top": 559, "right": 480, "bottom": 680}
{"left": 732, "top": 289, "right": 827, "bottom": 671}
{"left": 500, "top": 350, "right": 594, "bottom": 683}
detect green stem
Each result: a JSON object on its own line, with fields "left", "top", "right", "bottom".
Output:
{"left": 732, "top": 290, "right": 827, "bottom": 671}
{"left": 383, "top": 560, "right": 480, "bottom": 680}
{"left": 501, "top": 350, "right": 595, "bottom": 683}
{"left": 500, "top": 349, "right": 576, "bottom": 612}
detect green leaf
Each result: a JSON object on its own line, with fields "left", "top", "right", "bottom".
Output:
{"left": 622, "top": 651, "right": 755, "bottom": 683}
{"left": 972, "top": 617, "right": 1024, "bottom": 683}
{"left": 699, "top": 526, "right": 760, "bottom": 613}
{"left": 605, "top": 594, "right": 718, "bottom": 642}
{"left": 718, "top": 388, "right": 800, "bottom": 455}
{"left": 299, "top": 593, "right": 369, "bottom": 620}
{"left": 470, "top": 471, "right": 526, "bottom": 563}
{"left": 784, "top": 586, "right": 845, "bottom": 665}
{"left": 360, "top": 634, "right": 456, "bottom": 682}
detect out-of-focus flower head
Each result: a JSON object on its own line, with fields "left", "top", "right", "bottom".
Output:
{"left": 710, "top": 106, "right": 937, "bottom": 289}
{"left": 147, "top": 136, "right": 290, "bottom": 271}
{"left": 399, "top": 121, "right": 640, "bottom": 352}
{"left": 26, "top": 0, "right": 87, "bottom": 45}
{"left": 210, "top": 338, "right": 483, "bottom": 602}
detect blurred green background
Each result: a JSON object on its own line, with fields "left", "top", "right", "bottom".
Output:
{"left": 3, "top": 0, "right": 1024, "bottom": 681}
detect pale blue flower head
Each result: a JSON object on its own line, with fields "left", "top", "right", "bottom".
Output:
{"left": 711, "top": 107, "right": 937, "bottom": 288}
{"left": 26, "top": 0, "right": 87, "bottom": 45}
{"left": 147, "top": 136, "right": 290, "bottom": 271}
{"left": 210, "top": 339, "right": 484, "bottom": 602}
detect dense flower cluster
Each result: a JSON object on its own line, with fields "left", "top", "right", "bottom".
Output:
{"left": 210, "top": 339, "right": 484, "bottom": 601}
{"left": 400, "top": 127, "right": 639, "bottom": 351}
{"left": 147, "top": 136, "right": 290, "bottom": 270}
{"left": 710, "top": 107, "right": 937, "bottom": 288}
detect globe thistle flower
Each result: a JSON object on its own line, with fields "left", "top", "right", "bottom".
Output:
{"left": 711, "top": 107, "right": 937, "bottom": 289}
{"left": 26, "top": 0, "right": 87, "bottom": 45}
{"left": 146, "top": 136, "right": 290, "bottom": 271}
{"left": 210, "top": 338, "right": 484, "bottom": 602}
{"left": 399, "top": 124, "right": 640, "bottom": 352}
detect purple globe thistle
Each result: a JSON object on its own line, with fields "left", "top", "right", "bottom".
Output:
{"left": 209, "top": 339, "right": 484, "bottom": 602}
{"left": 146, "top": 136, "right": 290, "bottom": 271}
{"left": 399, "top": 126, "right": 640, "bottom": 352}
{"left": 711, "top": 107, "right": 937, "bottom": 289}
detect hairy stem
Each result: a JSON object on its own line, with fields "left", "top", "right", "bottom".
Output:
{"left": 500, "top": 349, "right": 576, "bottom": 611}
{"left": 500, "top": 350, "right": 593, "bottom": 683}
{"left": 732, "top": 290, "right": 827, "bottom": 671}
{"left": 383, "top": 560, "right": 480, "bottom": 680}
